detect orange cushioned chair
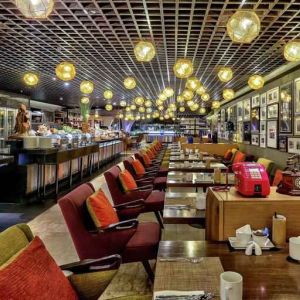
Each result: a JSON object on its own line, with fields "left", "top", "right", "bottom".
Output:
{"left": 272, "top": 169, "right": 283, "bottom": 186}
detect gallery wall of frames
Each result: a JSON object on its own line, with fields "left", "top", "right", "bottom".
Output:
{"left": 215, "top": 69, "right": 300, "bottom": 155}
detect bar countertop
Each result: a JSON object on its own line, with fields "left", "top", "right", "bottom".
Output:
{"left": 0, "top": 155, "right": 14, "bottom": 165}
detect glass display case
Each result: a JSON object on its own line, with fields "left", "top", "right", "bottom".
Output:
{"left": 0, "top": 107, "right": 17, "bottom": 147}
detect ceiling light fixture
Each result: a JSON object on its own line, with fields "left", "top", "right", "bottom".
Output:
{"left": 248, "top": 75, "right": 264, "bottom": 90}
{"left": 284, "top": 40, "right": 300, "bottom": 62}
{"left": 173, "top": 58, "right": 194, "bottom": 79}
{"left": 134, "top": 41, "right": 156, "bottom": 62}
{"left": 16, "top": 0, "right": 54, "bottom": 19}
{"left": 124, "top": 76, "right": 137, "bottom": 89}
{"left": 223, "top": 88, "right": 235, "bottom": 101}
{"left": 218, "top": 67, "right": 233, "bottom": 82}
{"left": 55, "top": 62, "right": 76, "bottom": 81}
{"left": 80, "top": 80, "right": 94, "bottom": 94}
{"left": 103, "top": 90, "right": 113, "bottom": 100}
{"left": 227, "top": 10, "right": 261, "bottom": 43}
{"left": 23, "top": 72, "right": 39, "bottom": 86}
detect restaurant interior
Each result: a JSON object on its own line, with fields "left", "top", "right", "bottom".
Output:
{"left": 1, "top": 0, "right": 300, "bottom": 299}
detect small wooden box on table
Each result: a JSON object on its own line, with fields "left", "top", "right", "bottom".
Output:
{"left": 206, "top": 186, "right": 300, "bottom": 241}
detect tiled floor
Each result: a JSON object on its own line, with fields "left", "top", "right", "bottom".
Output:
{"left": 11, "top": 152, "right": 206, "bottom": 299}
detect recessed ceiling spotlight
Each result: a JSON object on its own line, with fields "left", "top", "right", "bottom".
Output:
{"left": 113, "top": 102, "right": 117, "bottom": 105}
{"left": 64, "top": 82, "right": 69, "bottom": 87}
{"left": 52, "top": 77, "right": 56, "bottom": 81}
{"left": 59, "top": 97, "right": 63, "bottom": 101}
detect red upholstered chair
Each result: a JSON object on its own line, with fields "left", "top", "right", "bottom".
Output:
{"left": 104, "top": 166, "right": 165, "bottom": 228}
{"left": 58, "top": 183, "right": 161, "bottom": 281}
{"left": 134, "top": 152, "right": 168, "bottom": 177}
{"left": 123, "top": 157, "right": 166, "bottom": 191}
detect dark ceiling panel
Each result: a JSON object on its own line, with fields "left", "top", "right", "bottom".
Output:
{"left": 0, "top": 0, "right": 299, "bottom": 110}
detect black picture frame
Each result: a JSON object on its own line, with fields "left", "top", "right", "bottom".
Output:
{"left": 278, "top": 135, "right": 288, "bottom": 152}
{"left": 279, "top": 82, "right": 293, "bottom": 134}
{"left": 267, "top": 103, "right": 278, "bottom": 119}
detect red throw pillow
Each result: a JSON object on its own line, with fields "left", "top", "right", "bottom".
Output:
{"left": 142, "top": 153, "right": 152, "bottom": 167}
{"left": 132, "top": 159, "right": 146, "bottom": 176}
{"left": 119, "top": 169, "right": 138, "bottom": 192}
{"left": 87, "top": 189, "right": 119, "bottom": 228}
{"left": 224, "top": 149, "right": 233, "bottom": 160}
{"left": 0, "top": 237, "right": 78, "bottom": 300}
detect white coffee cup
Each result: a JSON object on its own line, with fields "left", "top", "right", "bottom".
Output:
{"left": 289, "top": 236, "right": 300, "bottom": 261}
{"left": 194, "top": 194, "right": 205, "bottom": 210}
{"left": 220, "top": 271, "right": 243, "bottom": 300}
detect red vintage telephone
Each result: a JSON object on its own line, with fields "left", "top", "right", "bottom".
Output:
{"left": 232, "top": 162, "right": 270, "bottom": 197}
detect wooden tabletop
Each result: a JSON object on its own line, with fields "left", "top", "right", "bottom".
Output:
{"left": 167, "top": 172, "right": 235, "bottom": 188}
{"left": 168, "top": 162, "right": 227, "bottom": 173}
{"left": 169, "top": 155, "right": 219, "bottom": 162}
{"left": 157, "top": 241, "right": 300, "bottom": 299}
{"left": 163, "top": 194, "right": 205, "bottom": 224}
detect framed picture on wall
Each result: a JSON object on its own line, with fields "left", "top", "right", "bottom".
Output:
{"left": 267, "top": 87, "right": 279, "bottom": 105}
{"left": 260, "top": 106, "right": 266, "bottom": 120}
{"left": 294, "top": 115, "right": 300, "bottom": 136}
{"left": 279, "top": 136, "right": 288, "bottom": 152}
{"left": 251, "top": 108, "right": 260, "bottom": 132}
{"left": 288, "top": 137, "right": 300, "bottom": 154}
{"left": 237, "top": 121, "right": 243, "bottom": 143}
{"left": 260, "top": 134, "right": 266, "bottom": 148}
{"left": 267, "top": 120, "right": 278, "bottom": 148}
{"left": 279, "top": 82, "right": 293, "bottom": 133}
{"left": 243, "top": 121, "right": 251, "bottom": 144}
{"left": 243, "top": 99, "right": 251, "bottom": 121}
{"left": 267, "top": 104, "right": 278, "bottom": 119}
{"left": 294, "top": 78, "right": 300, "bottom": 114}
{"left": 260, "top": 120, "right": 266, "bottom": 134}
{"left": 260, "top": 93, "right": 267, "bottom": 107}
{"left": 251, "top": 134, "right": 259, "bottom": 146}
{"left": 251, "top": 95, "right": 260, "bottom": 108}
{"left": 237, "top": 102, "right": 243, "bottom": 121}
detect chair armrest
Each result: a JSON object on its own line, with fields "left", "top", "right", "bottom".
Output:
{"left": 60, "top": 254, "right": 122, "bottom": 274}
{"left": 130, "top": 185, "right": 153, "bottom": 191}
{"left": 99, "top": 219, "right": 139, "bottom": 232}
{"left": 135, "top": 177, "right": 154, "bottom": 182}
{"left": 114, "top": 199, "right": 145, "bottom": 210}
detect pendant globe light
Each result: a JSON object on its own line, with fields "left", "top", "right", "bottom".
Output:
{"left": 199, "top": 107, "right": 206, "bottom": 114}
{"left": 118, "top": 113, "right": 124, "bottom": 119}
{"left": 173, "top": 58, "right": 194, "bottom": 79}
{"left": 80, "top": 80, "right": 94, "bottom": 94}
{"left": 177, "top": 95, "right": 184, "bottom": 103}
{"left": 158, "top": 105, "right": 164, "bottom": 111}
{"left": 248, "top": 75, "right": 264, "bottom": 90}
{"left": 218, "top": 67, "right": 233, "bottom": 83}
{"left": 284, "top": 40, "right": 300, "bottom": 62}
{"left": 103, "top": 90, "right": 113, "bottom": 100}
{"left": 80, "top": 97, "right": 90, "bottom": 104}
{"left": 134, "top": 96, "right": 145, "bottom": 106}
{"left": 124, "top": 77, "right": 136, "bottom": 89}
{"left": 130, "top": 104, "right": 137, "bottom": 111}
{"left": 125, "top": 106, "right": 130, "bottom": 112}
{"left": 105, "top": 104, "right": 113, "bottom": 111}
{"left": 196, "top": 86, "right": 206, "bottom": 96}
{"left": 186, "top": 76, "right": 201, "bottom": 91}
{"left": 134, "top": 41, "right": 156, "bottom": 62}
{"left": 145, "top": 99, "right": 152, "bottom": 107}
{"left": 179, "top": 106, "right": 185, "bottom": 112}
{"left": 16, "top": 0, "right": 54, "bottom": 19}
{"left": 212, "top": 101, "right": 220, "bottom": 109}
{"left": 190, "top": 103, "right": 199, "bottom": 111}
{"left": 182, "top": 89, "right": 194, "bottom": 101}
{"left": 55, "top": 62, "right": 76, "bottom": 81}
{"left": 156, "top": 99, "right": 163, "bottom": 106}
{"left": 158, "top": 93, "right": 167, "bottom": 101}
{"left": 139, "top": 106, "right": 145, "bottom": 113}
{"left": 227, "top": 10, "right": 261, "bottom": 44}
{"left": 163, "top": 87, "right": 174, "bottom": 98}
{"left": 146, "top": 107, "right": 152, "bottom": 113}
{"left": 223, "top": 88, "right": 235, "bottom": 101}
{"left": 120, "top": 100, "right": 127, "bottom": 107}
{"left": 201, "top": 93, "right": 210, "bottom": 102}
{"left": 146, "top": 114, "right": 151, "bottom": 119}
{"left": 23, "top": 72, "right": 39, "bottom": 86}
{"left": 187, "top": 100, "right": 194, "bottom": 107}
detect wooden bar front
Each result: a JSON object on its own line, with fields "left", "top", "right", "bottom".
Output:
{"left": 206, "top": 187, "right": 300, "bottom": 241}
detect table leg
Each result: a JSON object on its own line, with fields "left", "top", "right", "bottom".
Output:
{"left": 55, "top": 164, "right": 59, "bottom": 197}
{"left": 80, "top": 157, "right": 83, "bottom": 180}
{"left": 43, "top": 164, "right": 46, "bottom": 198}
{"left": 37, "top": 164, "right": 40, "bottom": 197}
{"left": 69, "top": 160, "right": 73, "bottom": 187}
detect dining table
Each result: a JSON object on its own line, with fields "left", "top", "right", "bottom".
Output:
{"left": 168, "top": 161, "right": 227, "bottom": 172}
{"left": 155, "top": 240, "right": 300, "bottom": 299}
{"left": 169, "top": 155, "right": 220, "bottom": 162}
{"left": 163, "top": 192, "right": 205, "bottom": 225}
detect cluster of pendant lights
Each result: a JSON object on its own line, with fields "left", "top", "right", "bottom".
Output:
{"left": 18, "top": 0, "right": 300, "bottom": 120}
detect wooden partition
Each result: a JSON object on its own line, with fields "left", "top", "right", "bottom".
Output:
{"left": 181, "top": 143, "right": 238, "bottom": 156}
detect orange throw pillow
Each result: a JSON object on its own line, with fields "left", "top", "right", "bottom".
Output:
{"left": 233, "top": 151, "right": 246, "bottom": 164}
{"left": 119, "top": 169, "right": 138, "bottom": 192}
{"left": 132, "top": 159, "right": 146, "bottom": 176}
{"left": 142, "top": 153, "right": 152, "bottom": 167}
{"left": 146, "top": 149, "right": 155, "bottom": 159}
{"left": 0, "top": 237, "right": 78, "bottom": 300}
{"left": 86, "top": 189, "right": 119, "bottom": 228}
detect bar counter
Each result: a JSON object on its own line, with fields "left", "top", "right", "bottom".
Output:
{"left": 11, "top": 138, "right": 124, "bottom": 197}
